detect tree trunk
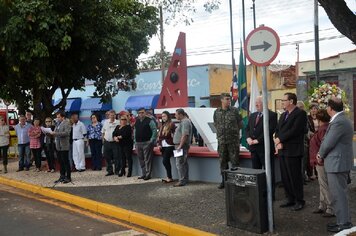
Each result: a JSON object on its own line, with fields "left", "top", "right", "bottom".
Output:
{"left": 318, "top": 0, "right": 356, "bottom": 44}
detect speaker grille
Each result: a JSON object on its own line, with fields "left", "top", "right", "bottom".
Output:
{"left": 225, "top": 168, "right": 268, "bottom": 234}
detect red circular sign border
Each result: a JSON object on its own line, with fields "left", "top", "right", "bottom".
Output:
{"left": 244, "top": 26, "right": 280, "bottom": 67}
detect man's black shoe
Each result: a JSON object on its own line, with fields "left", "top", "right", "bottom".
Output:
{"left": 105, "top": 172, "right": 114, "bottom": 176}
{"left": 173, "top": 182, "right": 186, "bottom": 187}
{"left": 78, "top": 169, "right": 85, "bottom": 172}
{"left": 62, "top": 178, "right": 72, "bottom": 184}
{"left": 327, "top": 222, "right": 353, "bottom": 233}
{"left": 327, "top": 222, "right": 338, "bottom": 228}
{"left": 312, "top": 209, "right": 324, "bottom": 214}
{"left": 230, "top": 167, "right": 239, "bottom": 171}
{"left": 279, "top": 202, "right": 295, "bottom": 208}
{"left": 291, "top": 202, "right": 304, "bottom": 211}
{"left": 218, "top": 182, "right": 225, "bottom": 189}
{"left": 138, "top": 176, "right": 145, "bottom": 179}
{"left": 54, "top": 178, "right": 64, "bottom": 184}
{"left": 143, "top": 176, "right": 151, "bottom": 181}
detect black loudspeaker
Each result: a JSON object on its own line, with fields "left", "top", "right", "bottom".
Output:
{"left": 224, "top": 168, "right": 268, "bottom": 234}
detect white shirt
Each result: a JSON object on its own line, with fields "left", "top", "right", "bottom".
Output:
{"left": 72, "top": 120, "right": 87, "bottom": 139}
{"left": 329, "top": 111, "right": 343, "bottom": 123}
{"left": 102, "top": 119, "right": 119, "bottom": 142}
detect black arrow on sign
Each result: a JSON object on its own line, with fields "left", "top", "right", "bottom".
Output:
{"left": 251, "top": 41, "right": 272, "bottom": 51}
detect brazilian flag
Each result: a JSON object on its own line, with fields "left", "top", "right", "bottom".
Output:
{"left": 238, "top": 43, "right": 248, "bottom": 148}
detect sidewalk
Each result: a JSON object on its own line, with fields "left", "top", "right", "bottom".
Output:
{"left": 1, "top": 160, "right": 356, "bottom": 236}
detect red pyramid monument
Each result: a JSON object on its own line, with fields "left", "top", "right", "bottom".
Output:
{"left": 156, "top": 32, "right": 188, "bottom": 109}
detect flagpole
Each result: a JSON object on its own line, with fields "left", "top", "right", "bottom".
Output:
{"left": 229, "top": 0, "right": 235, "bottom": 78}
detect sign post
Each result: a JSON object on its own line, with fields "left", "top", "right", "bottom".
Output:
{"left": 244, "top": 25, "right": 280, "bottom": 233}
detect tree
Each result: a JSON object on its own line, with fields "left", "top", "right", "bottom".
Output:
{"left": 318, "top": 0, "right": 356, "bottom": 44}
{"left": 139, "top": 50, "right": 172, "bottom": 70}
{"left": 0, "top": 0, "right": 158, "bottom": 119}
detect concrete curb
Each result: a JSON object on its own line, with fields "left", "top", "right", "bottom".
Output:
{"left": 0, "top": 176, "right": 215, "bottom": 236}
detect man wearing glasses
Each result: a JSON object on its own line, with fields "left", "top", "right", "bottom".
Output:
{"left": 134, "top": 107, "right": 157, "bottom": 180}
{"left": 213, "top": 93, "right": 243, "bottom": 189}
{"left": 274, "top": 92, "right": 307, "bottom": 211}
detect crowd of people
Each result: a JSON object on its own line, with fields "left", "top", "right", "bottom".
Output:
{"left": 0, "top": 107, "right": 193, "bottom": 187}
{"left": 0, "top": 91, "right": 353, "bottom": 232}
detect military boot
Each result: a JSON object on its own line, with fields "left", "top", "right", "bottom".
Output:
{"left": 218, "top": 175, "right": 225, "bottom": 189}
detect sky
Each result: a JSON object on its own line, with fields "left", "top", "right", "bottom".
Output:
{"left": 139, "top": 0, "right": 356, "bottom": 66}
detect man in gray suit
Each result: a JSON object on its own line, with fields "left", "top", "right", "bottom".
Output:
{"left": 318, "top": 97, "right": 353, "bottom": 233}
{"left": 51, "top": 111, "right": 72, "bottom": 184}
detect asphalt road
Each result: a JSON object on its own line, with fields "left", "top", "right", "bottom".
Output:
{"left": 0, "top": 184, "right": 155, "bottom": 236}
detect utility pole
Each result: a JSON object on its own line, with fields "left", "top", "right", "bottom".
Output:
{"left": 314, "top": 0, "right": 320, "bottom": 85}
{"left": 252, "top": 0, "right": 256, "bottom": 29}
{"left": 159, "top": 6, "right": 165, "bottom": 84}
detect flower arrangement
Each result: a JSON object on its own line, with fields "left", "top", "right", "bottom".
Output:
{"left": 308, "top": 82, "right": 350, "bottom": 112}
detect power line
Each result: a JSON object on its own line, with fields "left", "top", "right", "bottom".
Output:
{"left": 139, "top": 33, "right": 346, "bottom": 61}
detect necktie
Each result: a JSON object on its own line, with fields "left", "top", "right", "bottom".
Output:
{"left": 284, "top": 111, "right": 289, "bottom": 121}
{"left": 255, "top": 112, "right": 261, "bottom": 126}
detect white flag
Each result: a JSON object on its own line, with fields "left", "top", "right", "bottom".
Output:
{"left": 249, "top": 66, "right": 260, "bottom": 113}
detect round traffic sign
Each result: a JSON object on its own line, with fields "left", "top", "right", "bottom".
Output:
{"left": 244, "top": 26, "right": 280, "bottom": 67}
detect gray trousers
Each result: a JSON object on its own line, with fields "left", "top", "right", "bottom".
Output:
{"left": 176, "top": 146, "right": 189, "bottom": 184}
{"left": 315, "top": 165, "right": 333, "bottom": 214}
{"left": 327, "top": 171, "right": 350, "bottom": 224}
{"left": 136, "top": 141, "right": 153, "bottom": 178}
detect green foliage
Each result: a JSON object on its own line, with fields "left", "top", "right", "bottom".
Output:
{"left": 139, "top": 50, "right": 172, "bottom": 70}
{"left": 0, "top": 0, "right": 159, "bottom": 118}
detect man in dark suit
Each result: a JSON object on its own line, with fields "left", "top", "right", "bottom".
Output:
{"left": 274, "top": 92, "right": 307, "bottom": 211}
{"left": 246, "top": 96, "right": 277, "bottom": 196}
{"left": 318, "top": 97, "right": 353, "bottom": 233}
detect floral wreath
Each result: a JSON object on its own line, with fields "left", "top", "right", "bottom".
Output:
{"left": 308, "top": 82, "right": 350, "bottom": 112}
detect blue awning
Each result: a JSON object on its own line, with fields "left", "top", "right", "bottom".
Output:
{"left": 81, "top": 98, "right": 112, "bottom": 111}
{"left": 54, "top": 98, "right": 82, "bottom": 112}
{"left": 125, "top": 94, "right": 160, "bottom": 111}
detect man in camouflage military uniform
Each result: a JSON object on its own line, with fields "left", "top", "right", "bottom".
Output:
{"left": 213, "top": 93, "right": 243, "bottom": 189}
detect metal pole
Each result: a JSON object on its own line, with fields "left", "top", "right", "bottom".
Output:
{"left": 252, "top": 0, "right": 256, "bottom": 29}
{"left": 296, "top": 43, "right": 300, "bottom": 81}
{"left": 229, "top": 0, "right": 235, "bottom": 76}
{"left": 159, "top": 6, "right": 165, "bottom": 83}
{"left": 242, "top": 0, "right": 247, "bottom": 68}
{"left": 262, "top": 66, "right": 273, "bottom": 233}
{"left": 314, "top": 0, "right": 320, "bottom": 85}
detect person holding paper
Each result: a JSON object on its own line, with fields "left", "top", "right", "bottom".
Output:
{"left": 52, "top": 112, "right": 72, "bottom": 184}
{"left": 173, "top": 109, "right": 192, "bottom": 187}
{"left": 157, "top": 111, "right": 176, "bottom": 183}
